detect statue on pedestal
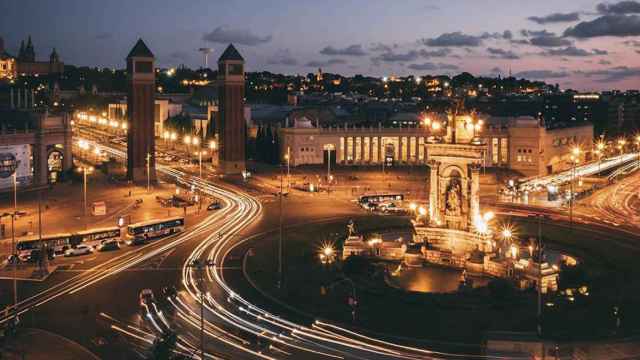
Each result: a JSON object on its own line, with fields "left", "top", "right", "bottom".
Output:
{"left": 445, "top": 181, "right": 462, "bottom": 217}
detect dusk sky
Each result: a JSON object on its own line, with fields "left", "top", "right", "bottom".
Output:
{"left": 2, "top": 0, "right": 640, "bottom": 90}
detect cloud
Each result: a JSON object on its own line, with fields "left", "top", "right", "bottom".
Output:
{"left": 372, "top": 50, "right": 421, "bottom": 62}
{"left": 520, "top": 29, "right": 556, "bottom": 37}
{"left": 543, "top": 46, "right": 608, "bottom": 56}
{"left": 599, "top": 59, "right": 613, "bottom": 65}
{"left": 203, "top": 26, "right": 272, "bottom": 46}
{"left": 407, "top": 62, "right": 459, "bottom": 71}
{"left": 95, "top": 32, "right": 112, "bottom": 40}
{"left": 490, "top": 66, "right": 502, "bottom": 73}
{"left": 420, "top": 48, "right": 452, "bottom": 57}
{"left": 266, "top": 49, "right": 298, "bottom": 66}
{"left": 623, "top": 39, "right": 640, "bottom": 46}
{"left": 487, "top": 47, "right": 520, "bottom": 59}
{"left": 637, "top": 49, "right": 640, "bottom": 53}
{"left": 513, "top": 70, "right": 570, "bottom": 79}
{"left": 564, "top": 14, "right": 640, "bottom": 38}
{"left": 576, "top": 66, "right": 640, "bottom": 81}
{"left": 319, "top": 44, "right": 367, "bottom": 56}
{"left": 597, "top": 1, "right": 640, "bottom": 14}
{"left": 369, "top": 43, "right": 397, "bottom": 52}
{"left": 529, "top": 36, "right": 573, "bottom": 47}
{"left": 503, "top": 30, "right": 514, "bottom": 40}
{"left": 528, "top": 12, "right": 580, "bottom": 24}
{"left": 421, "top": 32, "right": 483, "bottom": 47}
{"left": 305, "top": 59, "right": 347, "bottom": 67}
{"left": 168, "top": 51, "right": 190, "bottom": 61}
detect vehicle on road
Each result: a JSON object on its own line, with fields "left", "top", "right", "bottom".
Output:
{"left": 161, "top": 286, "right": 178, "bottom": 300}
{"left": 64, "top": 244, "right": 93, "bottom": 257}
{"left": 379, "top": 202, "right": 405, "bottom": 213}
{"left": 207, "top": 201, "right": 222, "bottom": 210}
{"left": 97, "top": 239, "right": 120, "bottom": 251}
{"left": 73, "top": 227, "right": 121, "bottom": 248}
{"left": 139, "top": 289, "right": 155, "bottom": 309}
{"left": 16, "top": 233, "right": 72, "bottom": 260}
{"left": 358, "top": 193, "right": 404, "bottom": 209}
{"left": 126, "top": 216, "right": 185, "bottom": 244}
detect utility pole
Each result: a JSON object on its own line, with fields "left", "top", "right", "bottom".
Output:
{"left": 277, "top": 164, "right": 284, "bottom": 289}
{"left": 12, "top": 172, "right": 17, "bottom": 310}
{"left": 537, "top": 214, "right": 543, "bottom": 338}
{"left": 187, "top": 259, "right": 215, "bottom": 359}
{"left": 146, "top": 153, "right": 151, "bottom": 193}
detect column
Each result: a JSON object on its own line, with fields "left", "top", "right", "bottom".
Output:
{"left": 469, "top": 164, "right": 481, "bottom": 223}
{"left": 428, "top": 160, "right": 440, "bottom": 224}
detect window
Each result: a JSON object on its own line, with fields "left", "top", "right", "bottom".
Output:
{"left": 410, "top": 137, "right": 416, "bottom": 162}
{"left": 347, "top": 137, "right": 353, "bottom": 161}
{"left": 418, "top": 137, "right": 425, "bottom": 161}
{"left": 500, "top": 138, "right": 508, "bottom": 164}
{"left": 492, "top": 138, "right": 499, "bottom": 165}
{"left": 401, "top": 137, "right": 408, "bottom": 162}
{"left": 355, "top": 137, "right": 361, "bottom": 161}
{"left": 339, "top": 137, "right": 345, "bottom": 162}
{"left": 363, "top": 137, "right": 370, "bottom": 162}
{"left": 135, "top": 61, "right": 153, "bottom": 73}
{"left": 228, "top": 64, "right": 243, "bottom": 75}
{"left": 372, "top": 137, "right": 379, "bottom": 163}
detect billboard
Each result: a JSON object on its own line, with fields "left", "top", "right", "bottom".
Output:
{"left": 0, "top": 144, "right": 33, "bottom": 190}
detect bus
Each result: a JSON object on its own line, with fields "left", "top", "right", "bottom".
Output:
{"left": 73, "top": 227, "right": 121, "bottom": 248}
{"left": 358, "top": 194, "right": 404, "bottom": 209}
{"left": 16, "top": 233, "right": 73, "bottom": 260}
{"left": 126, "top": 216, "right": 185, "bottom": 244}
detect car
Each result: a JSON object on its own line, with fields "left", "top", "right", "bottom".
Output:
{"left": 207, "top": 201, "right": 222, "bottom": 211}
{"left": 379, "top": 202, "right": 405, "bottom": 213}
{"left": 161, "top": 286, "right": 178, "bottom": 300}
{"left": 64, "top": 244, "right": 93, "bottom": 257}
{"left": 97, "top": 239, "right": 120, "bottom": 252}
{"left": 139, "top": 289, "right": 155, "bottom": 308}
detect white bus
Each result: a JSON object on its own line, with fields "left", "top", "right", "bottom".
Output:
{"left": 73, "top": 227, "right": 121, "bottom": 248}
{"left": 126, "top": 216, "right": 185, "bottom": 245}
{"left": 16, "top": 233, "right": 73, "bottom": 260}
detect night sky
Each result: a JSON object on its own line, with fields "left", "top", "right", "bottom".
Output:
{"left": 2, "top": 0, "right": 640, "bottom": 90}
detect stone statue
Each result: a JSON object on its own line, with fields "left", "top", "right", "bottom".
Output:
{"left": 445, "top": 182, "right": 461, "bottom": 216}
{"left": 347, "top": 219, "right": 356, "bottom": 237}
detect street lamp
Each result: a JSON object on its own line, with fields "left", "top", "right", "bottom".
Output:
{"left": 319, "top": 242, "right": 336, "bottom": 264}
{"left": 617, "top": 138, "right": 626, "bottom": 155}
{"left": 77, "top": 166, "right": 94, "bottom": 217}
{"left": 595, "top": 140, "right": 605, "bottom": 173}
{"left": 569, "top": 147, "right": 580, "bottom": 231}
{"left": 195, "top": 150, "right": 207, "bottom": 178}
{"left": 209, "top": 140, "right": 217, "bottom": 166}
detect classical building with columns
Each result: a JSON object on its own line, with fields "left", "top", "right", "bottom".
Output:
{"left": 278, "top": 115, "right": 593, "bottom": 177}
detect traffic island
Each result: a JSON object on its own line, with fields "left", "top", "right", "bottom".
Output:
{"left": 240, "top": 214, "right": 640, "bottom": 350}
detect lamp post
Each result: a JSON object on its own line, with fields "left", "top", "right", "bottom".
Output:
{"left": 595, "top": 141, "right": 605, "bottom": 173}
{"left": 77, "top": 166, "right": 94, "bottom": 217}
{"left": 170, "top": 132, "right": 177, "bottom": 150}
{"left": 146, "top": 153, "right": 152, "bottom": 193}
{"left": 184, "top": 135, "right": 192, "bottom": 155}
{"left": 209, "top": 140, "right": 217, "bottom": 166}
{"left": 284, "top": 146, "right": 291, "bottom": 188}
{"left": 187, "top": 259, "right": 215, "bottom": 360}
{"left": 635, "top": 135, "right": 640, "bottom": 169}
{"left": 569, "top": 147, "right": 580, "bottom": 232}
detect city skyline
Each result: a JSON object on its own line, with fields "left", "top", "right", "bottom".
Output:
{"left": 3, "top": 0, "right": 640, "bottom": 91}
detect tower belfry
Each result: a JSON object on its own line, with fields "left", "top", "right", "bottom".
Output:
{"left": 126, "top": 38, "right": 156, "bottom": 183}
{"left": 217, "top": 44, "right": 246, "bottom": 174}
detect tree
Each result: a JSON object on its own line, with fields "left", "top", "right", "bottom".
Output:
{"left": 165, "top": 114, "right": 193, "bottom": 134}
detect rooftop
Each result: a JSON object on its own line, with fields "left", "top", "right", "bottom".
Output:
{"left": 127, "top": 38, "right": 154, "bottom": 58}
{"left": 218, "top": 44, "right": 244, "bottom": 62}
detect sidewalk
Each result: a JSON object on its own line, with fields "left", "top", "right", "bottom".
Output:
{"left": 0, "top": 170, "right": 211, "bottom": 258}
{"left": 1, "top": 328, "right": 100, "bottom": 360}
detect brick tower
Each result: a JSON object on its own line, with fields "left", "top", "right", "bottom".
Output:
{"left": 126, "top": 39, "right": 156, "bottom": 182}
{"left": 217, "top": 44, "right": 246, "bottom": 174}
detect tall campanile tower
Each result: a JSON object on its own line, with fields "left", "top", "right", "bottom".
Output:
{"left": 126, "top": 39, "right": 156, "bottom": 182}
{"left": 217, "top": 44, "right": 246, "bottom": 174}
